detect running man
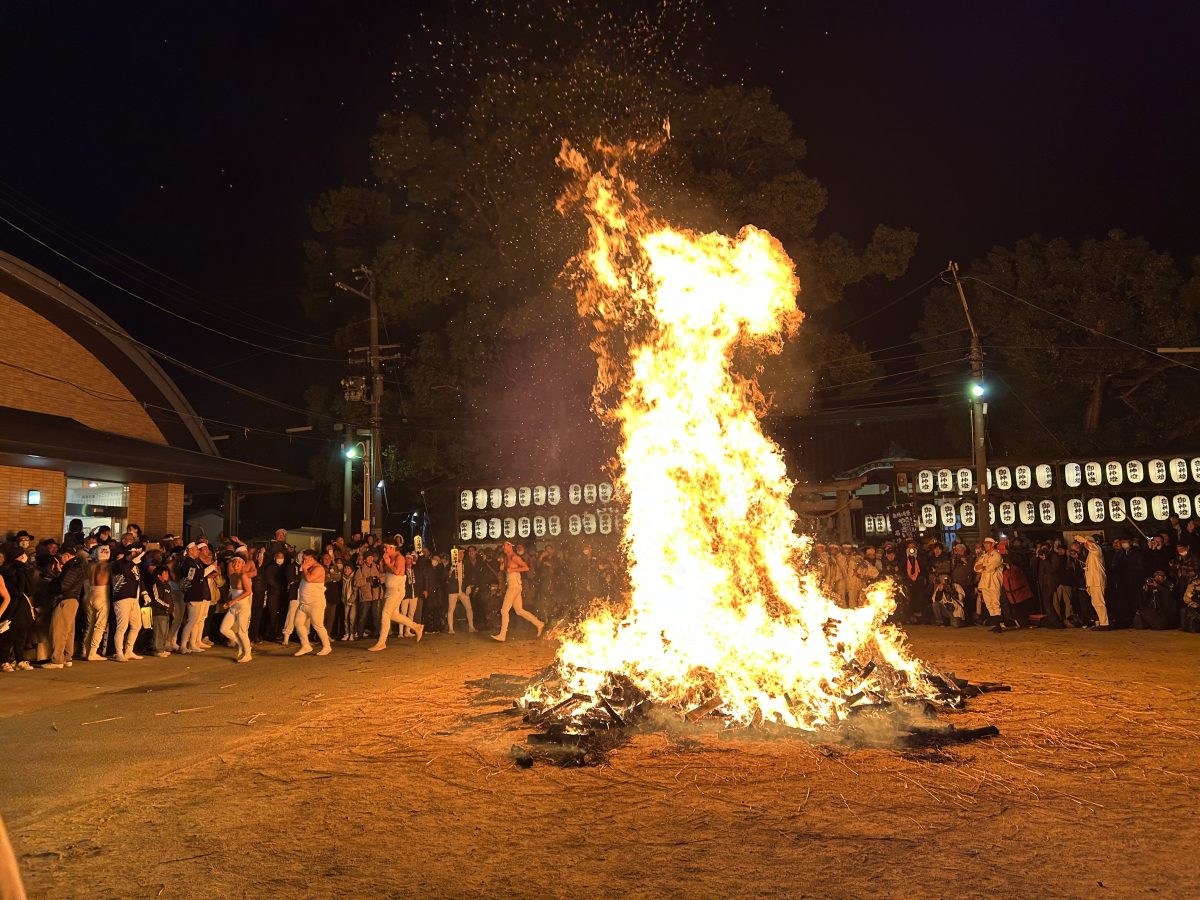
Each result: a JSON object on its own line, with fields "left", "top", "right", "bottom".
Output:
{"left": 492, "top": 541, "right": 544, "bottom": 642}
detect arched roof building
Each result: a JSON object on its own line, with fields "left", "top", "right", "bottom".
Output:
{"left": 0, "top": 251, "right": 307, "bottom": 542}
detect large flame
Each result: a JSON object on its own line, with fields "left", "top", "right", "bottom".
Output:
{"left": 537, "top": 137, "right": 928, "bottom": 730}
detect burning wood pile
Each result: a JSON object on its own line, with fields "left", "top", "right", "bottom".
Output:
{"left": 510, "top": 663, "right": 1005, "bottom": 768}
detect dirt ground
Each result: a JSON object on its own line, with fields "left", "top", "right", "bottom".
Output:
{"left": 5, "top": 626, "right": 1199, "bottom": 898}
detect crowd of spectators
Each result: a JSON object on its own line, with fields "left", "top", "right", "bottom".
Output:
{"left": 0, "top": 521, "right": 625, "bottom": 673}
{"left": 3, "top": 514, "right": 1198, "bottom": 673}
{"left": 811, "top": 515, "right": 1200, "bottom": 633}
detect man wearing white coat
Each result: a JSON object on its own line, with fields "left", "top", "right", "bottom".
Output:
{"left": 1076, "top": 535, "right": 1111, "bottom": 630}
{"left": 973, "top": 536, "right": 1005, "bottom": 629}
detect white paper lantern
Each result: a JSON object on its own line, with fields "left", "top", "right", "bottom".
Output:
{"left": 547, "top": 485, "right": 562, "bottom": 505}
{"left": 1087, "top": 498, "right": 1105, "bottom": 522}
{"left": 1126, "top": 460, "right": 1144, "bottom": 483}
{"left": 568, "top": 514, "right": 582, "bottom": 536}
{"left": 1195, "top": 495, "right": 1200, "bottom": 518}
{"left": 1035, "top": 464, "right": 1053, "bottom": 489}
{"left": 1108, "top": 497, "right": 1126, "bottom": 522}
{"left": 517, "top": 517, "right": 531, "bottom": 538}
{"left": 1084, "top": 462, "right": 1102, "bottom": 487}
{"left": 474, "top": 519, "right": 487, "bottom": 540}
{"left": 489, "top": 488, "right": 503, "bottom": 509}
{"left": 1105, "top": 461, "right": 1123, "bottom": 486}
{"left": 1015, "top": 465, "right": 1032, "bottom": 490}
{"left": 1039, "top": 499, "right": 1056, "bottom": 524}
{"left": 582, "top": 513, "right": 597, "bottom": 534}
{"left": 1129, "top": 497, "right": 1148, "bottom": 521}
{"left": 864, "top": 516, "right": 876, "bottom": 535}
{"left": 583, "top": 483, "right": 598, "bottom": 504}
{"left": 1170, "top": 458, "right": 1188, "bottom": 483}
{"left": 503, "top": 487, "right": 517, "bottom": 508}
{"left": 533, "top": 516, "right": 547, "bottom": 537}
{"left": 502, "top": 518, "right": 516, "bottom": 539}
{"left": 568, "top": 483, "right": 583, "bottom": 504}
{"left": 917, "top": 470, "right": 934, "bottom": 493}
{"left": 940, "top": 502, "right": 957, "bottom": 527}
{"left": 532, "top": 485, "right": 547, "bottom": 505}
{"left": 1151, "top": 496, "right": 1170, "bottom": 520}
{"left": 988, "top": 502, "right": 996, "bottom": 524}
{"left": 920, "top": 504, "right": 937, "bottom": 529}
{"left": 459, "top": 490, "right": 474, "bottom": 511}
{"left": 960, "top": 502, "right": 976, "bottom": 527}
{"left": 956, "top": 468, "right": 973, "bottom": 492}
{"left": 598, "top": 510, "right": 613, "bottom": 534}
{"left": 999, "top": 501, "right": 1016, "bottom": 525}
{"left": 986, "top": 469, "right": 993, "bottom": 489}
{"left": 1019, "top": 500, "right": 1035, "bottom": 525}
{"left": 995, "top": 467, "right": 1012, "bottom": 491}
{"left": 488, "top": 518, "right": 501, "bottom": 539}
{"left": 1173, "top": 494, "right": 1192, "bottom": 517}
{"left": 1065, "top": 463, "right": 1082, "bottom": 488}
{"left": 475, "top": 489, "right": 488, "bottom": 510}
{"left": 937, "top": 469, "right": 954, "bottom": 492}
{"left": 459, "top": 520, "right": 473, "bottom": 541}
{"left": 518, "top": 486, "right": 532, "bottom": 507}
{"left": 1191, "top": 459, "right": 1200, "bottom": 482}
{"left": 876, "top": 514, "right": 890, "bottom": 533}
{"left": 548, "top": 516, "right": 561, "bottom": 536}
{"left": 598, "top": 483, "right": 614, "bottom": 503}
{"left": 1149, "top": 459, "right": 1167, "bottom": 484}
{"left": 1065, "top": 499, "right": 1084, "bottom": 524}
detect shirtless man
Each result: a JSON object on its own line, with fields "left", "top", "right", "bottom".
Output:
{"left": 84, "top": 545, "right": 112, "bottom": 660}
{"left": 293, "top": 550, "right": 332, "bottom": 657}
{"left": 492, "top": 541, "right": 544, "bottom": 642}
{"left": 220, "top": 556, "right": 254, "bottom": 663}
{"left": 369, "top": 544, "right": 423, "bottom": 650}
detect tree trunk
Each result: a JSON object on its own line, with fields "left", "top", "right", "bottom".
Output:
{"left": 1082, "top": 374, "right": 1107, "bottom": 435}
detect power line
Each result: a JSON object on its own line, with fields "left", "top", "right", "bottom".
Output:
{"left": 966, "top": 276, "right": 1200, "bottom": 374}
{"left": 1, "top": 264, "right": 364, "bottom": 428}
{"left": 815, "top": 353, "right": 968, "bottom": 393}
{"left": 0, "top": 181, "right": 329, "bottom": 344}
{"left": 838, "top": 270, "right": 946, "bottom": 331}
{"left": 0, "top": 212, "right": 341, "bottom": 360}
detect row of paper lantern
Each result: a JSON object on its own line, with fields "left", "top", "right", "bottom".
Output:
{"left": 459, "top": 483, "right": 615, "bottom": 511}
{"left": 863, "top": 515, "right": 893, "bottom": 534}
{"left": 458, "top": 510, "right": 616, "bottom": 541}
{"left": 915, "top": 458, "right": 1200, "bottom": 494}
{"left": 918, "top": 494, "right": 1200, "bottom": 529}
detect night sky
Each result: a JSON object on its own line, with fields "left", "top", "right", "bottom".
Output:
{"left": 4, "top": 1, "right": 1198, "bottom": 448}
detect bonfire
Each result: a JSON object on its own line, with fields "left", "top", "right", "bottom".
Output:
{"left": 519, "top": 134, "right": 955, "bottom": 743}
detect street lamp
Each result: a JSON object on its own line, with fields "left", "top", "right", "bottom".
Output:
{"left": 969, "top": 382, "right": 985, "bottom": 399}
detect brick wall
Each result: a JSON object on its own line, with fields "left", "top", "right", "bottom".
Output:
{"left": 0, "top": 465, "right": 66, "bottom": 543}
{"left": 143, "top": 482, "right": 184, "bottom": 538}
{"left": 0, "top": 291, "right": 166, "bottom": 445}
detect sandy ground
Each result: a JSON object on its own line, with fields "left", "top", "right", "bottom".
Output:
{"left": 3, "top": 626, "right": 1198, "bottom": 899}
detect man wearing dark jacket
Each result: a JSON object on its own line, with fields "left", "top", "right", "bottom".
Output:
{"left": 45, "top": 548, "right": 88, "bottom": 668}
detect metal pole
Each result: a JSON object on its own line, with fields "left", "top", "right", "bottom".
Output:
{"left": 949, "top": 261, "right": 990, "bottom": 545}
{"left": 342, "top": 425, "right": 353, "bottom": 540}
{"left": 368, "top": 271, "right": 384, "bottom": 538}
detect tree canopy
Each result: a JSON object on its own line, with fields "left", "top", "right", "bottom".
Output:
{"left": 302, "top": 39, "right": 915, "bottom": 500}
{"left": 915, "top": 231, "right": 1200, "bottom": 456}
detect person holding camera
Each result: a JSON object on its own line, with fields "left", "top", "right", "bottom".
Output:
{"left": 930, "top": 573, "right": 965, "bottom": 626}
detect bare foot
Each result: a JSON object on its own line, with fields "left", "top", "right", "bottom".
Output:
{"left": 293, "top": 646, "right": 313, "bottom": 657}
{"left": 535, "top": 621, "right": 545, "bottom": 639}
{"left": 491, "top": 634, "right": 506, "bottom": 642}
{"left": 368, "top": 643, "right": 385, "bottom": 652}
{"left": 316, "top": 646, "right": 332, "bottom": 656}
{"left": 415, "top": 624, "right": 425, "bottom": 643}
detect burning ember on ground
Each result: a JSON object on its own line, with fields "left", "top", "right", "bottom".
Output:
{"left": 515, "top": 135, "right": 985, "bottom": 751}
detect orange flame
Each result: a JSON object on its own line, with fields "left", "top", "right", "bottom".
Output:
{"left": 535, "top": 137, "right": 929, "bottom": 730}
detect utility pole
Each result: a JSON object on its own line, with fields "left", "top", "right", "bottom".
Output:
{"left": 340, "top": 424, "right": 353, "bottom": 540}
{"left": 336, "top": 267, "right": 384, "bottom": 537}
{"left": 949, "top": 261, "right": 990, "bottom": 545}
